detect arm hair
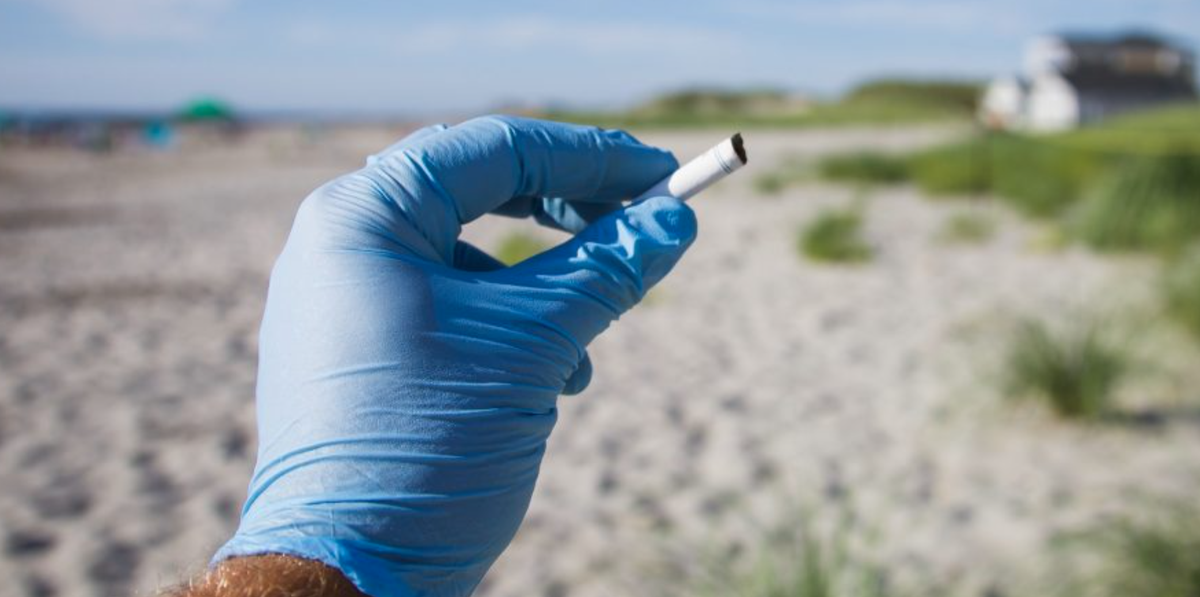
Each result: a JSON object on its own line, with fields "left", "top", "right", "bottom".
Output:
{"left": 165, "top": 555, "right": 366, "bottom": 597}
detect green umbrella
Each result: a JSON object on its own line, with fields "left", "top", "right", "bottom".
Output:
{"left": 178, "top": 97, "right": 237, "bottom": 122}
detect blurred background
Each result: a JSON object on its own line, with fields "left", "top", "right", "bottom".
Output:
{"left": 2, "top": 2, "right": 1200, "bottom": 596}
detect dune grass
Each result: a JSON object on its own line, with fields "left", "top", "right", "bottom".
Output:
{"left": 809, "top": 104, "right": 1200, "bottom": 261}
{"left": 816, "top": 152, "right": 910, "bottom": 185}
{"left": 1163, "top": 248, "right": 1200, "bottom": 341}
{"left": 906, "top": 139, "right": 990, "bottom": 197}
{"left": 1002, "top": 318, "right": 1128, "bottom": 420}
{"left": 910, "top": 134, "right": 1105, "bottom": 216}
{"left": 810, "top": 134, "right": 1098, "bottom": 216}
{"left": 686, "top": 511, "right": 893, "bottom": 597}
{"left": 810, "top": 105, "right": 1200, "bottom": 238}
{"left": 938, "top": 210, "right": 997, "bottom": 245}
{"left": 1064, "top": 502, "right": 1200, "bottom": 597}
{"left": 754, "top": 173, "right": 789, "bottom": 195}
{"left": 546, "top": 100, "right": 969, "bottom": 130}
{"left": 1071, "top": 152, "right": 1200, "bottom": 255}
{"left": 754, "top": 160, "right": 811, "bottom": 196}
{"left": 493, "top": 232, "right": 549, "bottom": 266}
{"left": 706, "top": 530, "right": 890, "bottom": 597}
{"left": 800, "top": 207, "right": 871, "bottom": 264}
{"left": 543, "top": 80, "right": 978, "bottom": 130}
{"left": 1064, "top": 103, "right": 1200, "bottom": 155}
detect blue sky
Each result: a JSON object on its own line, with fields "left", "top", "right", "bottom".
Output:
{"left": 0, "top": 0, "right": 1197, "bottom": 116}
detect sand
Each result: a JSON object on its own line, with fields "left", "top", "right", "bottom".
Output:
{"left": 2, "top": 124, "right": 1198, "bottom": 597}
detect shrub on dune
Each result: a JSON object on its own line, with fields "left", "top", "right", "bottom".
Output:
{"left": 754, "top": 173, "right": 788, "bottom": 195}
{"left": 1163, "top": 247, "right": 1200, "bottom": 340}
{"left": 799, "top": 208, "right": 872, "bottom": 264}
{"left": 909, "top": 135, "right": 1098, "bottom": 216}
{"left": 683, "top": 511, "right": 893, "bottom": 597}
{"left": 1002, "top": 317, "right": 1128, "bottom": 420}
{"left": 937, "top": 210, "right": 997, "bottom": 245}
{"left": 1069, "top": 502, "right": 1200, "bottom": 597}
{"left": 987, "top": 137, "right": 1098, "bottom": 217}
{"left": 816, "top": 152, "right": 910, "bottom": 185}
{"left": 1072, "top": 152, "right": 1200, "bottom": 255}
{"left": 909, "top": 138, "right": 992, "bottom": 197}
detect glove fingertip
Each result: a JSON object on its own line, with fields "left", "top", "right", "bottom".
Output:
{"left": 561, "top": 354, "right": 594, "bottom": 396}
{"left": 602, "top": 128, "right": 679, "bottom": 167}
{"left": 366, "top": 123, "right": 451, "bottom": 166}
{"left": 629, "top": 195, "right": 699, "bottom": 247}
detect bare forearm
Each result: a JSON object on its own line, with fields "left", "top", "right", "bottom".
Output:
{"left": 166, "top": 555, "right": 365, "bottom": 597}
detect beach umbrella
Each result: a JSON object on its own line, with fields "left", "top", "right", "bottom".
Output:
{"left": 178, "top": 98, "right": 237, "bottom": 123}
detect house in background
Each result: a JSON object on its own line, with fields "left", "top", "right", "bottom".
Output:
{"left": 982, "top": 32, "right": 1197, "bottom": 132}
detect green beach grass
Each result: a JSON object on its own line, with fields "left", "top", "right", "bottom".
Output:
{"left": 542, "top": 80, "right": 980, "bottom": 130}
{"left": 1163, "top": 247, "right": 1200, "bottom": 341}
{"left": 800, "top": 207, "right": 872, "bottom": 264}
{"left": 938, "top": 210, "right": 997, "bottom": 245}
{"left": 803, "top": 103, "right": 1200, "bottom": 254}
{"left": 494, "top": 232, "right": 549, "bottom": 266}
{"left": 1058, "top": 501, "right": 1200, "bottom": 597}
{"left": 1001, "top": 317, "right": 1129, "bottom": 420}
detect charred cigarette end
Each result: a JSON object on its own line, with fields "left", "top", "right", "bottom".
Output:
{"left": 632, "top": 131, "right": 748, "bottom": 203}
{"left": 731, "top": 133, "right": 747, "bottom": 165}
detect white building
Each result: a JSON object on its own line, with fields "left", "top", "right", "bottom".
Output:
{"left": 982, "top": 33, "right": 1197, "bottom": 132}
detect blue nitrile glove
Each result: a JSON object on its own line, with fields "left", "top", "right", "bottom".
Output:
{"left": 212, "top": 116, "right": 697, "bottom": 597}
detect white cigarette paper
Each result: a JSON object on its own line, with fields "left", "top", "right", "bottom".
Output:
{"left": 634, "top": 133, "right": 747, "bottom": 202}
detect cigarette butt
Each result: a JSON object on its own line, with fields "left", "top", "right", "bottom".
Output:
{"left": 634, "top": 133, "right": 747, "bottom": 203}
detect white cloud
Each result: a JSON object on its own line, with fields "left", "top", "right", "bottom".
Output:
{"left": 10, "top": 0, "right": 238, "bottom": 41}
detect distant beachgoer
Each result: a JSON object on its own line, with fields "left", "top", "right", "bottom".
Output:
{"left": 142, "top": 121, "right": 176, "bottom": 150}
{"left": 166, "top": 116, "right": 696, "bottom": 597}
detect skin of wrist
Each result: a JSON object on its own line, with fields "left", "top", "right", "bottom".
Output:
{"left": 168, "top": 555, "right": 366, "bottom": 597}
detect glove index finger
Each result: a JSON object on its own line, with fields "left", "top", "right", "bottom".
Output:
{"left": 397, "top": 115, "right": 679, "bottom": 225}
{"left": 347, "top": 116, "right": 677, "bottom": 265}
{"left": 366, "top": 123, "right": 449, "bottom": 166}
{"left": 517, "top": 195, "right": 698, "bottom": 346}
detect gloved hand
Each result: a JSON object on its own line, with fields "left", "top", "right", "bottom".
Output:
{"left": 213, "top": 116, "right": 698, "bottom": 596}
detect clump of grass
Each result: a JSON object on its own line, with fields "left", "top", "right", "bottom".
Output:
{"left": 544, "top": 80, "right": 979, "bottom": 130}
{"left": 1071, "top": 152, "right": 1200, "bottom": 255}
{"left": 908, "top": 134, "right": 1098, "bottom": 216}
{"left": 842, "top": 79, "right": 981, "bottom": 115}
{"left": 988, "top": 136, "right": 1100, "bottom": 217}
{"left": 688, "top": 512, "right": 892, "bottom": 597}
{"left": 818, "top": 107, "right": 1200, "bottom": 230}
{"left": 1163, "top": 247, "right": 1200, "bottom": 340}
{"left": 908, "top": 133, "right": 1108, "bottom": 217}
{"left": 1002, "top": 318, "right": 1128, "bottom": 420}
{"left": 800, "top": 207, "right": 871, "bottom": 264}
{"left": 722, "top": 528, "right": 889, "bottom": 597}
{"left": 909, "top": 138, "right": 992, "bottom": 197}
{"left": 937, "top": 210, "right": 997, "bottom": 245}
{"left": 816, "top": 152, "right": 910, "bottom": 185}
{"left": 754, "top": 173, "right": 788, "bottom": 195}
{"left": 754, "top": 159, "right": 811, "bottom": 196}
{"left": 1065, "top": 502, "right": 1200, "bottom": 597}
{"left": 493, "top": 232, "right": 548, "bottom": 265}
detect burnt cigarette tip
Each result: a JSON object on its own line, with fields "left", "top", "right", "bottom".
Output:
{"left": 731, "top": 132, "right": 747, "bottom": 165}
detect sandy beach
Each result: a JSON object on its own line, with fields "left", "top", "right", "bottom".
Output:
{"left": 3, "top": 124, "right": 1199, "bottom": 597}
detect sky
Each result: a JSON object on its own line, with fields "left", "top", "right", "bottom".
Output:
{"left": 0, "top": 0, "right": 1197, "bottom": 116}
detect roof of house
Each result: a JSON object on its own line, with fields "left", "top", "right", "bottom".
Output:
{"left": 1063, "top": 70, "right": 1197, "bottom": 100}
{"left": 1050, "top": 32, "right": 1197, "bottom": 99}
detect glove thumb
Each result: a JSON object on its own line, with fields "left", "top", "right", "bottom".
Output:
{"left": 517, "top": 195, "right": 698, "bottom": 346}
